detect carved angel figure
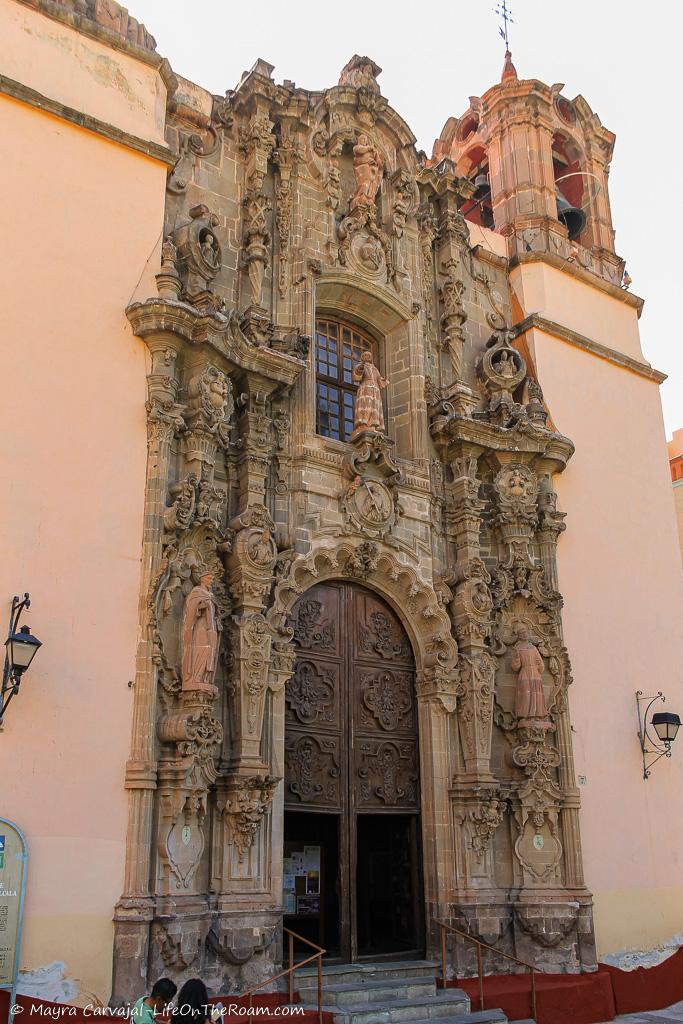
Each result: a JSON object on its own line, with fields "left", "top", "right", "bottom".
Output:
{"left": 352, "top": 351, "right": 387, "bottom": 436}
{"left": 181, "top": 571, "right": 221, "bottom": 694}
{"left": 351, "top": 134, "right": 383, "bottom": 211}
{"left": 511, "top": 625, "right": 548, "bottom": 723}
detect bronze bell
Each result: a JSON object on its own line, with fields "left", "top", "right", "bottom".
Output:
{"left": 473, "top": 172, "right": 490, "bottom": 197}
{"left": 555, "top": 191, "right": 586, "bottom": 240}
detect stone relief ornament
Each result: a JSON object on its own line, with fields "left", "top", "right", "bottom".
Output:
{"left": 242, "top": 192, "right": 273, "bottom": 309}
{"left": 181, "top": 571, "right": 222, "bottom": 695}
{"left": 468, "top": 793, "right": 508, "bottom": 862}
{"left": 222, "top": 775, "right": 279, "bottom": 863}
{"left": 477, "top": 331, "right": 528, "bottom": 426}
{"left": 337, "top": 130, "right": 397, "bottom": 287}
{"left": 338, "top": 55, "right": 382, "bottom": 93}
{"left": 173, "top": 205, "right": 223, "bottom": 302}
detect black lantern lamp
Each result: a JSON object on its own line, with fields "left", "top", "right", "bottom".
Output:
{"left": 636, "top": 691, "right": 681, "bottom": 779}
{"left": 652, "top": 711, "right": 681, "bottom": 745}
{"left": 1, "top": 594, "right": 42, "bottom": 726}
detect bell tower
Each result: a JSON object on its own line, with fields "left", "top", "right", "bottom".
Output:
{"left": 432, "top": 52, "right": 624, "bottom": 287}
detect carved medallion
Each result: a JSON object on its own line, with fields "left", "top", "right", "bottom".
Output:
{"left": 360, "top": 669, "right": 413, "bottom": 731}
{"left": 286, "top": 661, "right": 335, "bottom": 725}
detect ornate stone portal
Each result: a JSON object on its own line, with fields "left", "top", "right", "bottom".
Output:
{"left": 112, "top": 52, "right": 596, "bottom": 1002}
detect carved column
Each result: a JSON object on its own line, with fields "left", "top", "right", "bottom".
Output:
{"left": 435, "top": 186, "right": 470, "bottom": 384}
{"left": 113, "top": 336, "right": 184, "bottom": 1002}
{"left": 446, "top": 450, "right": 495, "bottom": 779}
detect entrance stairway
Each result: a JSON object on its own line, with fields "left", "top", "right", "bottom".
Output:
{"left": 294, "top": 961, "right": 531, "bottom": 1024}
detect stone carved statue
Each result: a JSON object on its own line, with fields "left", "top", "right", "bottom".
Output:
{"left": 181, "top": 571, "right": 221, "bottom": 694}
{"left": 352, "top": 351, "right": 388, "bottom": 437}
{"left": 511, "top": 625, "right": 548, "bottom": 724}
{"left": 496, "top": 351, "right": 516, "bottom": 378}
{"left": 200, "top": 231, "right": 219, "bottom": 268}
{"left": 351, "top": 134, "right": 383, "bottom": 212}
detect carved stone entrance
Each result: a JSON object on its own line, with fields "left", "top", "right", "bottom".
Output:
{"left": 284, "top": 581, "right": 424, "bottom": 961}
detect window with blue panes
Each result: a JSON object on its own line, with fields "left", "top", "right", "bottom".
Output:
{"left": 315, "top": 318, "right": 377, "bottom": 441}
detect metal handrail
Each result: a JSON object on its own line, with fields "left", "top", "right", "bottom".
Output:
{"left": 238, "top": 927, "right": 326, "bottom": 1024}
{"left": 434, "top": 917, "right": 537, "bottom": 1020}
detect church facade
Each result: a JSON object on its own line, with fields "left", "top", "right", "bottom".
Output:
{"left": 3, "top": 0, "right": 683, "bottom": 1006}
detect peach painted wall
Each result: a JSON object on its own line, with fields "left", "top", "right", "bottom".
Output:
{"left": 0, "top": 3, "right": 167, "bottom": 1003}
{"left": 1, "top": 0, "right": 167, "bottom": 145}
{"left": 528, "top": 304, "right": 683, "bottom": 955}
{"left": 511, "top": 259, "right": 644, "bottom": 362}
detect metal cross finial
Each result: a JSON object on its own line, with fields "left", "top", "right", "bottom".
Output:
{"left": 495, "top": 0, "right": 515, "bottom": 49}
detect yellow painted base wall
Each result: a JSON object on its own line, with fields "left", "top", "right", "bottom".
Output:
{"left": 0, "top": 2, "right": 167, "bottom": 1000}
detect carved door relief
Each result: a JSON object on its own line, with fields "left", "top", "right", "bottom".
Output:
{"left": 284, "top": 582, "right": 423, "bottom": 961}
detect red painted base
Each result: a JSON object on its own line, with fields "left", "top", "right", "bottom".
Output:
{"left": 440, "top": 971, "right": 616, "bottom": 1024}
{"left": 599, "top": 947, "right": 683, "bottom": 1016}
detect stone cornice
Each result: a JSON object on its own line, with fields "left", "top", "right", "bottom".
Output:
{"left": 431, "top": 414, "right": 575, "bottom": 470}
{"left": 126, "top": 299, "right": 305, "bottom": 389}
{"left": 509, "top": 251, "right": 644, "bottom": 315}
{"left": 0, "top": 74, "right": 175, "bottom": 167}
{"left": 512, "top": 312, "right": 666, "bottom": 385}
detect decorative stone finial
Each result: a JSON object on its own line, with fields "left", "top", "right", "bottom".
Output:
{"left": 501, "top": 49, "right": 518, "bottom": 82}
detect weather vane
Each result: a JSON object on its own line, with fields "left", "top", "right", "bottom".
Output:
{"left": 494, "top": 0, "right": 515, "bottom": 50}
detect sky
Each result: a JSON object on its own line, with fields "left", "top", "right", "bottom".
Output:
{"left": 130, "top": 0, "right": 683, "bottom": 438}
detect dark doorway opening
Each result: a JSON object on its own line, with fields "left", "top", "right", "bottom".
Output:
{"left": 284, "top": 810, "right": 340, "bottom": 957}
{"left": 356, "top": 814, "right": 422, "bottom": 958}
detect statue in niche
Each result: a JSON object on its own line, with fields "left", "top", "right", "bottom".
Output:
{"left": 511, "top": 625, "right": 549, "bottom": 724}
{"left": 352, "top": 351, "right": 388, "bottom": 437}
{"left": 181, "top": 570, "right": 221, "bottom": 694}
{"left": 200, "top": 230, "right": 219, "bottom": 268}
{"left": 496, "top": 350, "right": 516, "bottom": 378}
{"left": 248, "top": 528, "right": 275, "bottom": 567}
{"left": 351, "top": 134, "right": 383, "bottom": 211}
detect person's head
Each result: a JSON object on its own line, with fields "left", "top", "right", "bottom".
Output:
{"left": 361, "top": 351, "right": 372, "bottom": 363}
{"left": 199, "top": 570, "right": 214, "bottom": 588}
{"left": 176, "top": 979, "right": 209, "bottom": 1020}
{"left": 515, "top": 624, "right": 529, "bottom": 642}
{"left": 150, "top": 978, "right": 177, "bottom": 1011}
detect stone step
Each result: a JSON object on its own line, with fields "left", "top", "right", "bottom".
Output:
{"left": 436, "top": 1014, "right": 509, "bottom": 1024}
{"left": 302, "top": 977, "right": 437, "bottom": 1006}
{"left": 295, "top": 961, "right": 440, "bottom": 992}
{"left": 302, "top": 988, "right": 471, "bottom": 1024}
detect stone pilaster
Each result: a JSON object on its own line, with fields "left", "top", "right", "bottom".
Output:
{"left": 112, "top": 336, "right": 184, "bottom": 1003}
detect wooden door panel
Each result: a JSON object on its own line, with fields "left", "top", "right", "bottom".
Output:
{"left": 286, "top": 657, "right": 343, "bottom": 732}
{"left": 289, "top": 584, "right": 343, "bottom": 658}
{"left": 353, "top": 590, "right": 413, "bottom": 665}
{"left": 284, "top": 732, "right": 342, "bottom": 809}
{"left": 355, "top": 666, "right": 417, "bottom": 735}
{"left": 355, "top": 738, "right": 420, "bottom": 810}
{"left": 285, "top": 581, "right": 422, "bottom": 960}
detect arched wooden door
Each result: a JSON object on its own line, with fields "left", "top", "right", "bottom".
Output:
{"left": 283, "top": 581, "right": 424, "bottom": 962}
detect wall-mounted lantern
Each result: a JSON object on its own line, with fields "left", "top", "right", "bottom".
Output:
{"left": 1, "top": 594, "right": 42, "bottom": 727}
{"left": 636, "top": 690, "right": 681, "bottom": 779}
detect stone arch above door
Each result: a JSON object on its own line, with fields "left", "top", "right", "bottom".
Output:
{"left": 268, "top": 538, "right": 458, "bottom": 712}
